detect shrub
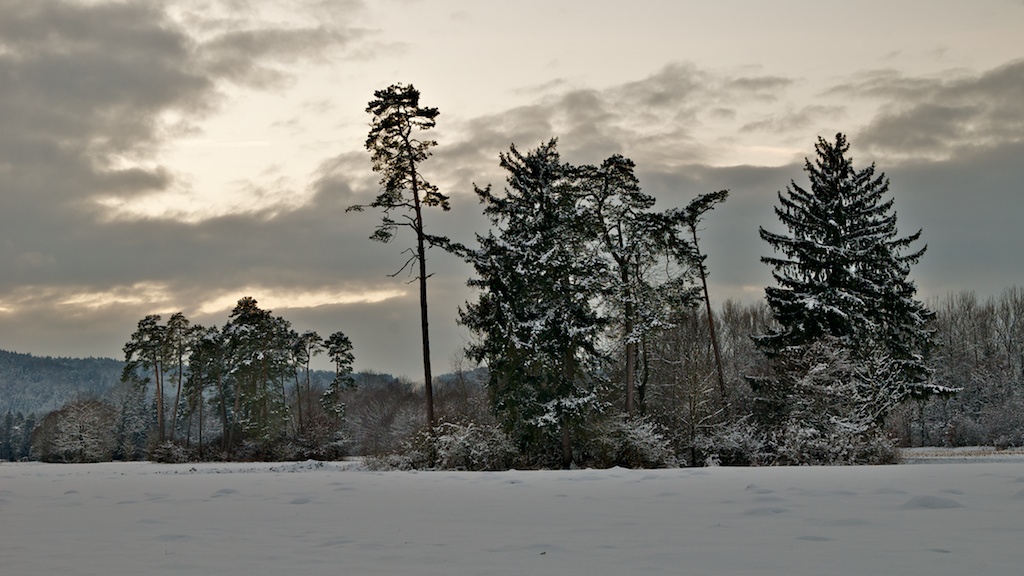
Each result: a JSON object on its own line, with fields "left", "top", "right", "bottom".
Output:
{"left": 584, "top": 417, "right": 677, "bottom": 469}
{"left": 430, "top": 422, "right": 519, "bottom": 471}
{"left": 693, "top": 420, "right": 768, "bottom": 467}
{"left": 364, "top": 422, "right": 518, "bottom": 471}
{"left": 31, "top": 399, "right": 117, "bottom": 463}
{"left": 150, "top": 441, "right": 195, "bottom": 463}
{"left": 768, "top": 425, "right": 898, "bottom": 466}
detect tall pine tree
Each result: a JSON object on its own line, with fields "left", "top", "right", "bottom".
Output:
{"left": 348, "top": 83, "right": 449, "bottom": 428}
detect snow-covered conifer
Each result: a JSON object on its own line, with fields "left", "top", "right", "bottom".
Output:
{"left": 757, "top": 134, "right": 935, "bottom": 393}
{"left": 754, "top": 134, "right": 941, "bottom": 461}
{"left": 459, "top": 140, "right": 607, "bottom": 468}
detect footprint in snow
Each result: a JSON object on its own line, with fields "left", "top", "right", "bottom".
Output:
{"left": 899, "top": 495, "right": 963, "bottom": 510}
{"left": 823, "top": 518, "right": 870, "bottom": 527}
{"left": 742, "top": 507, "right": 789, "bottom": 516}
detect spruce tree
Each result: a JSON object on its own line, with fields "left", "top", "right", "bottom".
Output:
{"left": 754, "top": 134, "right": 940, "bottom": 461}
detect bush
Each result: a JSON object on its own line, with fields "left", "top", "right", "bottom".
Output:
{"left": 768, "top": 425, "right": 898, "bottom": 466}
{"left": 364, "top": 422, "right": 519, "bottom": 471}
{"left": 693, "top": 420, "right": 767, "bottom": 467}
{"left": 363, "top": 452, "right": 423, "bottom": 471}
{"left": 430, "top": 422, "right": 519, "bottom": 471}
{"left": 31, "top": 399, "right": 117, "bottom": 463}
{"left": 584, "top": 417, "right": 677, "bottom": 469}
{"left": 150, "top": 441, "right": 196, "bottom": 463}
{"left": 280, "top": 432, "right": 350, "bottom": 462}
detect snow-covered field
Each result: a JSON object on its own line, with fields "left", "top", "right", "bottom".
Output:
{"left": 3, "top": 454, "right": 1024, "bottom": 575}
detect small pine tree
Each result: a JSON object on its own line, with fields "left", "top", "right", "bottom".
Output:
{"left": 323, "top": 331, "right": 356, "bottom": 420}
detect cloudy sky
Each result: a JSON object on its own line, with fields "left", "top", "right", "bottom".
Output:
{"left": 1, "top": 0, "right": 1022, "bottom": 378}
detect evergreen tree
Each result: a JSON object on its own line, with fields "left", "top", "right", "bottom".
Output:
{"left": 222, "top": 297, "right": 294, "bottom": 445}
{"left": 458, "top": 140, "right": 607, "bottom": 468}
{"left": 1, "top": 411, "right": 12, "bottom": 461}
{"left": 323, "top": 331, "right": 356, "bottom": 420}
{"left": 122, "top": 314, "right": 168, "bottom": 442}
{"left": 18, "top": 413, "right": 35, "bottom": 460}
{"left": 757, "top": 133, "right": 931, "bottom": 374}
{"left": 754, "top": 134, "right": 941, "bottom": 461}
{"left": 577, "top": 155, "right": 706, "bottom": 416}
{"left": 110, "top": 373, "right": 152, "bottom": 460}
{"left": 165, "top": 312, "right": 190, "bottom": 443}
{"left": 185, "top": 324, "right": 224, "bottom": 456}
{"left": 348, "top": 83, "right": 449, "bottom": 428}
{"left": 579, "top": 155, "right": 668, "bottom": 416}
{"left": 291, "top": 330, "right": 324, "bottom": 435}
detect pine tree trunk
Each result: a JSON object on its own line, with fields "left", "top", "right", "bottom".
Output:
{"left": 411, "top": 159, "right": 435, "bottom": 429}
{"left": 418, "top": 229, "right": 435, "bottom": 428}
{"left": 219, "top": 374, "right": 229, "bottom": 450}
{"left": 304, "top": 363, "right": 312, "bottom": 433}
{"left": 625, "top": 318, "right": 637, "bottom": 416}
{"left": 692, "top": 228, "right": 727, "bottom": 403}
{"left": 294, "top": 369, "right": 304, "bottom": 434}
{"left": 623, "top": 264, "right": 636, "bottom": 416}
{"left": 198, "top": 381, "right": 204, "bottom": 459}
{"left": 170, "top": 362, "right": 182, "bottom": 443}
{"left": 155, "top": 362, "right": 165, "bottom": 443}
{"left": 638, "top": 333, "right": 650, "bottom": 416}
{"left": 560, "top": 415, "right": 572, "bottom": 469}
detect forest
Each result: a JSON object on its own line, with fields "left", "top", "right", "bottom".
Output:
{"left": 6, "top": 84, "right": 1023, "bottom": 468}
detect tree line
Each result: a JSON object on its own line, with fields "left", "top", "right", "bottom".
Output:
{"left": 20, "top": 83, "right": 1022, "bottom": 467}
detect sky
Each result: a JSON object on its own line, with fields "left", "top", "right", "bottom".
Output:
{"left": 1, "top": 0, "right": 1022, "bottom": 378}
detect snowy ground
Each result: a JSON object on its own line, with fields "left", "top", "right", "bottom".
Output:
{"left": 3, "top": 454, "right": 1024, "bottom": 575}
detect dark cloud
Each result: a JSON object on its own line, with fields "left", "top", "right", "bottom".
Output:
{"left": 199, "top": 25, "right": 368, "bottom": 89}
{"left": 883, "top": 140, "right": 1024, "bottom": 297}
{"left": 836, "top": 59, "right": 1024, "bottom": 159}
{"left": 0, "top": 1, "right": 212, "bottom": 186}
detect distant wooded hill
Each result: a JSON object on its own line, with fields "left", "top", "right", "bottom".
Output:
{"left": 0, "top": 350, "right": 124, "bottom": 416}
